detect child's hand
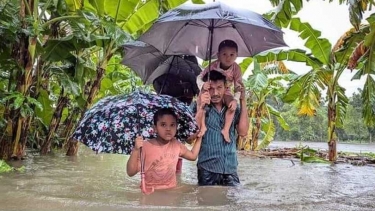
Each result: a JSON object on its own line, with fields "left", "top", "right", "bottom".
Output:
{"left": 134, "top": 136, "right": 144, "bottom": 150}
{"left": 228, "top": 100, "right": 237, "bottom": 111}
{"left": 202, "top": 82, "right": 210, "bottom": 91}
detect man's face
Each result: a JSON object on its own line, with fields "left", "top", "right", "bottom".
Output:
{"left": 209, "top": 80, "right": 225, "bottom": 104}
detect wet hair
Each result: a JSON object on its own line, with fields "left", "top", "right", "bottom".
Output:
{"left": 153, "top": 108, "right": 178, "bottom": 125}
{"left": 218, "top": 39, "right": 238, "bottom": 52}
{"left": 202, "top": 69, "right": 226, "bottom": 84}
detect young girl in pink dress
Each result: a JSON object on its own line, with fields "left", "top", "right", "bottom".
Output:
{"left": 126, "top": 108, "right": 203, "bottom": 190}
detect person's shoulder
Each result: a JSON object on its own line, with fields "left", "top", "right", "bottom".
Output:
{"left": 143, "top": 139, "right": 156, "bottom": 147}
{"left": 233, "top": 62, "right": 242, "bottom": 72}
{"left": 171, "top": 138, "right": 185, "bottom": 148}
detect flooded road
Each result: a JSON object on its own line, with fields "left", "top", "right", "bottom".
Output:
{"left": 1, "top": 143, "right": 375, "bottom": 211}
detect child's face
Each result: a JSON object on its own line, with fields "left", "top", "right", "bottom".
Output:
{"left": 154, "top": 114, "right": 177, "bottom": 141}
{"left": 218, "top": 47, "right": 238, "bottom": 68}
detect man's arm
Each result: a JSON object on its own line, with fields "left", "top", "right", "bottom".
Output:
{"left": 236, "top": 94, "right": 249, "bottom": 137}
{"left": 193, "top": 91, "right": 210, "bottom": 126}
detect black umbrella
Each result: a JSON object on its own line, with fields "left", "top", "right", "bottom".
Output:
{"left": 139, "top": 1, "right": 287, "bottom": 62}
{"left": 122, "top": 41, "right": 201, "bottom": 84}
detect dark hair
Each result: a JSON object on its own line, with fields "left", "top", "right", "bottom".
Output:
{"left": 202, "top": 69, "right": 226, "bottom": 84}
{"left": 153, "top": 108, "right": 178, "bottom": 125}
{"left": 218, "top": 40, "right": 238, "bottom": 52}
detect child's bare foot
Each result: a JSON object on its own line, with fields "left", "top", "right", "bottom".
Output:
{"left": 221, "top": 129, "right": 231, "bottom": 143}
{"left": 198, "top": 124, "right": 207, "bottom": 138}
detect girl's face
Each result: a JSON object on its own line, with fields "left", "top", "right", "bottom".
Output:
{"left": 154, "top": 114, "right": 177, "bottom": 142}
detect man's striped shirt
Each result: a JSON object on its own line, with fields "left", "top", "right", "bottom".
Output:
{"left": 191, "top": 103, "right": 240, "bottom": 174}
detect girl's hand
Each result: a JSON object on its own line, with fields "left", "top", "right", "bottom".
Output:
{"left": 134, "top": 136, "right": 144, "bottom": 150}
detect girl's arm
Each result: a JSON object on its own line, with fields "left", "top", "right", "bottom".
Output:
{"left": 126, "top": 136, "right": 143, "bottom": 176}
{"left": 180, "top": 136, "right": 203, "bottom": 161}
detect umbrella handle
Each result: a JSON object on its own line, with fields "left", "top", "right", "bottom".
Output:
{"left": 140, "top": 147, "right": 154, "bottom": 195}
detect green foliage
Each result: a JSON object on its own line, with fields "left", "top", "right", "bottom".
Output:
{"left": 265, "top": 0, "right": 303, "bottom": 27}
{"left": 0, "top": 160, "right": 25, "bottom": 173}
{"left": 296, "top": 145, "right": 330, "bottom": 164}
{"left": 35, "top": 90, "right": 54, "bottom": 127}
{"left": 0, "top": 160, "right": 13, "bottom": 173}
{"left": 0, "top": 92, "right": 43, "bottom": 118}
{"left": 289, "top": 18, "right": 332, "bottom": 65}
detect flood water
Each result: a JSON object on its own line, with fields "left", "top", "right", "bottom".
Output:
{"left": 1, "top": 142, "right": 375, "bottom": 211}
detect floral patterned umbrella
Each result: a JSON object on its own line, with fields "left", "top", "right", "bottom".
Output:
{"left": 72, "top": 91, "right": 198, "bottom": 154}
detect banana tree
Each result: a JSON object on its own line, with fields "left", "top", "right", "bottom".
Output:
{"left": 0, "top": 0, "right": 85, "bottom": 159}
{"left": 239, "top": 59, "right": 293, "bottom": 151}
{"left": 63, "top": 0, "right": 202, "bottom": 155}
{"left": 267, "top": 0, "right": 374, "bottom": 30}
{"left": 254, "top": 17, "right": 371, "bottom": 161}
{"left": 345, "top": 14, "right": 375, "bottom": 128}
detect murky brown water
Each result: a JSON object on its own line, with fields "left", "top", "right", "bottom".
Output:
{"left": 1, "top": 143, "right": 375, "bottom": 211}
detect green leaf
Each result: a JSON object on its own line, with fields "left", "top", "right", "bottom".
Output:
{"left": 335, "top": 85, "right": 349, "bottom": 128}
{"left": 361, "top": 75, "right": 375, "bottom": 126}
{"left": 256, "top": 118, "right": 276, "bottom": 150}
{"left": 268, "top": 104, "right": 290, "bottom": 130}
{"left": 49, "top": 67, "right": 81, "bottom": 96}
{"left": 13, "top": 95, "right": 24, "bottom": 109}
{"left": 65, "top": 0, "right": 82, "bottom": 11}
{"left": 239, "top": 57, "right": 253, "bottom": 75}
{"left": 27, "top": 97, "right": 43, "bottom": 111}
{"left": 100, "top": 77, "right": 113, "bottom": 91}
{"left": 246, "top": 72, "right": 268, "bottom": 92}
{"left": 289, "top": 18, "right": 332, "bottom": 65}
{"left": 35, "top": 90, "right": 54, "bottom": 127}
{"left": 0, "top": 160, "right": 13, "bottom": 173}
{"left": 349, "top": 0, "right": 363, "bottom": 31}
{"left": 121, "top": 0, "right": 160, "bottom": 35}
{"left": 301, "top": 156, "right": 330, "bottom": 164}
{"left": 84, "top": 0, "right": 105, "bottom": 16}
{"left": 266, "top": 0, "right": 303, "bottom": 28}
{"left": 363, "top": 22, "right": 375, "bottom": 75}
{"left": 255, "top": 49, "right": 323, "bottom": 69}
{"left": 43, "top": 36, "right": 78, "bottom": 61}
{"left": 105, "top": 0, "right": 139, "bottom": 22}
{"left": 283, "top": 71, "right": 323, "bottom": 116}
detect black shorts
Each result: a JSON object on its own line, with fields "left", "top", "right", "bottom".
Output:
{"left": 197, "top": 167, "right": 240, "bottom": 186}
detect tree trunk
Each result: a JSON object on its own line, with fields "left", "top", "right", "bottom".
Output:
{"left": 251, "top": 106, "right": 262, "bottom": 150}
{"left": 61, "top": 107, "right": 80, "bottom": 140}
{"left": 7, "top": 2, "right": 35, "bottom": 160}
{"left": 40, "top": 90, "right": 68, "bottom": 155}
{"left": 328, "top": 95, "right": 337, "bottom": 162}
{"left": 0, "top": 136, "right": 12, "bottom": 160}
{"left": 66, "top": 67, "right": 105, "bottom": 156}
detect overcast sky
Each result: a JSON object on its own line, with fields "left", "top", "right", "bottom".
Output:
{"left": 201, "top": 0, "right": 371, "bottom": 96}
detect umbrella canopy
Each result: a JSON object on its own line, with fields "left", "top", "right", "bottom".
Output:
{"left": 122, "top": 41, "right": 201, "bottom": 85}
{"left": 153, "top": 73, "right": 199, "bottom": 103}
{"left": 139, "top": 1, "right": 287, "bottom": 60}
{"left": 72, "top": 91, "right": 198, "bottom": 154}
